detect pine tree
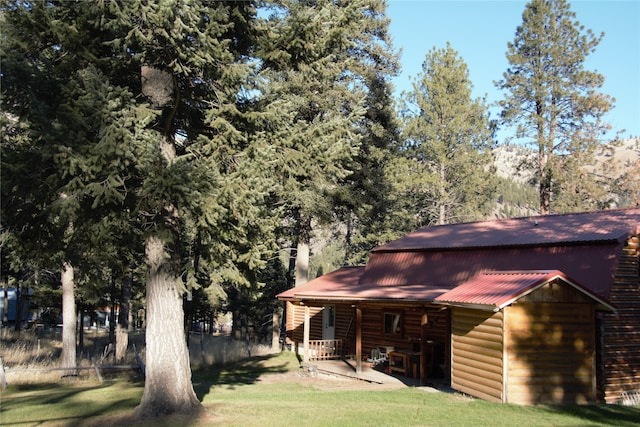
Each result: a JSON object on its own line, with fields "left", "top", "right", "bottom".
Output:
{"left": 259, "top": 0, "right": 399, "bottom": 276}
{"left": 2, "top": 0, "right": 277, "bottom": 417}
{"left": 339, "top": 1, "right": 401, "bottom": 264}
{"left": 496, "top": 0, "right": 614, "bottom": 214}
{"left": 1, "top": 0, "right": 95, "bottom": 372}
{"left": 399, "top": 43, "right": 496, "bottom": 227}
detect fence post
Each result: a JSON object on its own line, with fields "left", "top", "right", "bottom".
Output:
{"left": 92, "top": 358, "right": 104, "bottom": 382}
{"left": 133, "top": 344, "right": 145, "bottom": 379}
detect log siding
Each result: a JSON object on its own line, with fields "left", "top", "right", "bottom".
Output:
{"left": 601, "top": 236, "right": 640, "bottom": 403}
{"left": 451, "top": 307, "right": 504, "bottom": 403}
{"left": 505, "top": 302, "right": 596, "bottom": 404}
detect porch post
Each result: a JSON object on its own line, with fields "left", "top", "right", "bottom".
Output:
{"left": 420, "top": 312, "right": 428, "bottom": 385}
{"left": 355, "top": 305, "right": 362, "bottom": 373}
{"left": 303, "top": 304, "right": 310, "bottom": 363}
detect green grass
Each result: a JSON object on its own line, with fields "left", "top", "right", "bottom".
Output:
{"left": 1, "top": 352, "right": 639, "bottom": 426}
{"left": 0, "top": 380, "right": 143, "bottom": 426}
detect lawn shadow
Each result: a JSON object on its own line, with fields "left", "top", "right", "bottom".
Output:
{"left": 192, "top": 353, "right": 297, "bottom": 400}
{"left": 547, "top": 403, "right": 640, "bottom": 426}
{"left": 1, "top": 380, "right": 143, "bottom": 427}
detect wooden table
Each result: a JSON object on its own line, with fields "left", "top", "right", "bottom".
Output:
{"left": 388, "top": 350, "right": 420, "bottom": 377}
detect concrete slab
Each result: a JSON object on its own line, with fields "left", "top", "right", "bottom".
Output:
{"left": 304, "top": 359, "right": 421, "bottom": 386}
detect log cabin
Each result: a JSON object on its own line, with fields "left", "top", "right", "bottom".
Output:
{"left": 277, "top": 208, "right": 640, "bottom": 405}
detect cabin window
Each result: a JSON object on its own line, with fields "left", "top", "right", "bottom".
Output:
{"left": 383, "top": 312, "right": 402, "bottom": 335}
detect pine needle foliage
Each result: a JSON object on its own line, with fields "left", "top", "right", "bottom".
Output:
{"left": 398, "top": 43, "right": 496, "bottom": 228}
{"left": 496, "top": 0, "right": 616, "bottom": 214}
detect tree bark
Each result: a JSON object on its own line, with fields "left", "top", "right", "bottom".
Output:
{"left": 61, "top": 262, "right": 76, "bottom": 375}
{"left": 135, "top": 65, "right": 201, "bottom": 417}
{"left": 78, "top": 304, "right": 84, "bottom": 352}
{"left": 115, "top": 267, "right": 133, "bottom": 363}
{"left": 2, "top": 276, "right": 8, "bottom": 326}
{"left": 109, "top": 276, "right": 116, "bottom": 349}
{"left": 438, "top": 162, "right": 447, "bottom": 225}
{"left": 13, "top": 282, "right": 21, "bottom": 333}
{"left": 134, "top": 235, "right": 201, "bottom": 417}
{"left": 294, "top": 215, "right": 311, "bottom": 287}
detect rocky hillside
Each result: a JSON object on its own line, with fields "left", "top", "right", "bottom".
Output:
{"left": 493, "top": 138, "right": 639, "bottom": 181}
{"left": 491, "top": 138, "right": 640, "bottom": 217}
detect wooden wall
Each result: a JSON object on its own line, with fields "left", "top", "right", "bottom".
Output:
{"left": 450, "top": 307, "right": 504, "bottom": 403}
{"left": 359, "top": 304, "right": 448, "bottom": 366}
{"left": 285, "top": 302, "right": 449, "bottom": 371}
{"left": 601, "top": 235, "right": 640, "bottom": 403}
{"left": 285, "top": 302, "right": 322, "bottom": 343}
{"left": 505, "top": 302, "right": 595, "bottom": 405}
{"left": 335, "top": 304, "right": 355, "bottom": 353}
{"left": 285, "top": 302, "right": 354, "bottom": 350}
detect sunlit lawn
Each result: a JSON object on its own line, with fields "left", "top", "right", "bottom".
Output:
{"left": 1, "top": 352, "right": 639, "bottom": 426}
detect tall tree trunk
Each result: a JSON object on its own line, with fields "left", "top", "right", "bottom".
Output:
{"left": 13, "top": 282, "right": 21, "bottom": 332}
{"left": 295, "top": 215, "right": 311, "bottom": 287}
{"left": 134, "top": 235, "right": 201, "bottom": 417}
{"left": 78, "top": 305, "right": 84, "bottom": 353}
{"left": 61, "top": 262, "right": 76, "bottom": 376}
{"left": 537, "top": 101, "right": 551, "bottom": 215}
{"left": 344, "top": 211, "right": 352, "bottom": 263}
{"left": 135, "top": 65, "right": 201, "bottom": 417}
{"left": 115, "top": 267, "right": 133, "bottom": 363}
{"left": 109, "top": 275, "right": 116, "bottom": 348}
{"left": 438, "top": 162, "right": 447, "bottom": 225}
{"left": 2, "top": 276, "right": 8, "bottom": 326}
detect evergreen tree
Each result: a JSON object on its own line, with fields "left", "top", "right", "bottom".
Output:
{"left": 259, "top": 0, "right": 399, "bottom": 275}
{"left": 339, "top": 1, "right": 401, "bottom": 265}
{"left": 1, "top": 1, "right": 97, "bottom": 372}
{"left": 399, "top": 43, "right": 496, "bottom": 227}
{"left": 496, "top": 0, "right": 614, "bottom": 214}
{"left": 2, "top": 0, "right": 277, "bottom": 417}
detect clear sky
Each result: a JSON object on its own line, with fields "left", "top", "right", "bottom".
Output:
{"left": 386, "top": 0, "right": 640, "bottom": 141}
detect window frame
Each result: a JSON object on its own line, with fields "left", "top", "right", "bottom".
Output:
{"left": 383, "top": 310, "right": 403, "bottom": 336}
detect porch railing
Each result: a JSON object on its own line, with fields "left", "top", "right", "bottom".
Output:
{"left": 307, "top": 339, "right": 344, "bottom": 361}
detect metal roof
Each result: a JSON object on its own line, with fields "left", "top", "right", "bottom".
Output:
{"left": 277, "top": 266, "right": 450, "bottom": 302}
{"left": 277, "top": 266, "right": 365, "bottom": 300}
{"left": 372, "top": 208, "right": 640, "bottom": 252}
{"left": 360, "top": 243, "right": 624, "bottom": 298}
{"left": 434, "top": 270, "right": 614, "bottom": 311}
{"left": 277, "top": 208, "right": 639, "bottom": 304}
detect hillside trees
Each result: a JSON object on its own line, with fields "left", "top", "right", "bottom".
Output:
{"left": 398, "top": 43, "right": 496, "bottom": 227}
{"left": 496, "top": 0, "right": 615, "bottom": 214}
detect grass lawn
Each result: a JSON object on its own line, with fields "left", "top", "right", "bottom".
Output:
{"left": 1, "top": 352, "right": 639, "bottom": 426}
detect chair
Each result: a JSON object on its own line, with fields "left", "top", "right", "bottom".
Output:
{"left": 366, "top": 348, "right": 384, "bottom": 366}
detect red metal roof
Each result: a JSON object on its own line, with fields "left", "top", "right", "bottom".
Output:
{"left": 434, "top": 270, "right": 614, "bottom": 311}
{"left": 277, "top": 266, "right": 365, "bottom": 300}
{"left": 277, "top": 208, "right": 639, "bottom": 304}
{"left": 360, "top": 244, "right": 624, "bottom": 298}
{"left": 372, "top": 208, "right": 640, "bottom": 252}
{"left": 361, "top": 208, "right": 639, "bottom": 299}
{"left": 277, "top": 266, "right": 450, "bottom": 302}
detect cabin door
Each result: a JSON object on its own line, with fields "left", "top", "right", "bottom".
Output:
{"left": 322, "top": 305, "right": 335, "bottom": 340}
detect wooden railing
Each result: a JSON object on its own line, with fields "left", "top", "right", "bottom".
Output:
{"left": 307, "top": 339, "right": 344, "bottom": 361}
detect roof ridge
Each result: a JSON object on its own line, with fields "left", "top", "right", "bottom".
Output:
{"left": 413, "top": 207, "right": 640, "bottom": 231}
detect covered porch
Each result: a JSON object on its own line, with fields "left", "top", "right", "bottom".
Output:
{"left": 293, "top": 302, "right": 447, "bottom": 386}
{"left": 278, "top": 266, "right": 450, "bottom": 386}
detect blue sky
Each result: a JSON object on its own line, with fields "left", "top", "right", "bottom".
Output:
{"left": 386, "top": 0, "right": 640, "bottom": 141}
